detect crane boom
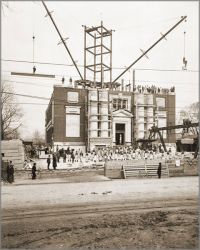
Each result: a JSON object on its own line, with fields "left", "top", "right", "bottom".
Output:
{"left": 148, "top": 122, "right": 199, "bottom": 153}
{"left": 113, "top": 16, "right": 187, "bottom": 83}
{"left": 150, "top": 122, "right": 199, "bottom": 132}
{"left": 41, "top": 1, "right": 83, "bottom": 80}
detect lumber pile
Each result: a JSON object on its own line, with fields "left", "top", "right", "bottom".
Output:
{"left": 1, "top": 139, "right": 25, "bottom": 169}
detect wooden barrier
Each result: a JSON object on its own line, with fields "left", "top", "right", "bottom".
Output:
{"left": 122, "top": 163, "right": 169, "bottom": 179}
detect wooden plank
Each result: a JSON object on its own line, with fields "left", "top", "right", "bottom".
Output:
{"left": 146, "top": 164, "right": 160, "bottom": 166}
{"left": 3, "top": 158, "right": 24, "bottom": 162}
{"left": 124, "top": 165, "right": 144, "bottom": 169}
{"left": 3, "top": 156, "right": 24, "bottom": 160}
{"left": 2, "top": 149, "right": 23, "bottom": 153}
{"left": 3, "top": 153, "right": 24, "bottom": 157}
{"left": 11, "top": 72, "right": 55, "bottom": 78}
{"left": 2, "top": 146, "right": 24, "bottom": 151}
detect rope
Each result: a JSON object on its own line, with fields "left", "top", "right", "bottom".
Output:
{"left": 183, "top": 31, "right": 186, "bottom": 58}
{"left": 32, "top": 35, "right": 35, "bottom": 66}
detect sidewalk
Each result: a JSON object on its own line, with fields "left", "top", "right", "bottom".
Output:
{"left": 28, "top": 158, "right": 104, "bottom": 170}
{"left": 2, "top": 173, "right": 111, "bottom": 186}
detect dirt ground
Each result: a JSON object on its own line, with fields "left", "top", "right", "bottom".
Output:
{"left": 1, "top": 176, "right": 199, "bottom": 249}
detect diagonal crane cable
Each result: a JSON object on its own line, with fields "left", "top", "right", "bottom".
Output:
{"left": 41, "top": 0, "right": 83, "bottom": 80}
{"left": 113, "top": 16, "right": 187, "bottom": 83}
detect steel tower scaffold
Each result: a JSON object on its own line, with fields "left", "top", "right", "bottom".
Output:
{"left": 83, "top": 21, "right": 113, "bottom": 88}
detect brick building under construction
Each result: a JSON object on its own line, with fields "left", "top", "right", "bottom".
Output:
{"left": 45, "top": 82, "right": 176, "bottom": 152}
{"left": 45, "top": 21, "right": 178, "bottom": 152}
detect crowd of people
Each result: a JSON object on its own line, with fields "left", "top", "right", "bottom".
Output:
{"left": 47, "top": 144, "right": 177, "bottom": 168}
{"left": 2, "top": 142, "right": 195, "bottom": 183}
{"left": 25, "top": 145, "right": 51, "bottom": 159}
{"left": 133, "top": 85, "right": 175, "bottom": 95}
{"left": 46, "top": 147, "right": 84, "bottom": 170}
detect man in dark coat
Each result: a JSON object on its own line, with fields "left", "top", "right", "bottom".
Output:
{"left": 32, "top": 163, "right": 37, "bottom": 180}
{"left": 7, "top": 161, "right": 14, "bottom": 183}
{"left": 10, "top": 162, "right": 14, "bottom": 183}
{"left": 53, "top": 154, "right": 57, "bottom": 170}
{"left": 6, "top": 162, "right": 10, "bottom": 183}
{"left": 63, "top": 152, "right": 66, "bottom": 163}
{"left": 157, "top": 162, "right": 162, "bottom": 179}
{"left": 47, "top": 155, "right": 51, "bottom": 170}
{"left": 66, "top": 147, "right": 70, "bottom": 155}
{"left": 71, "top": 149, "right": 75, "bottom": 163}
{"left": 57, "top": 151, "right": 60, "bottom": 163}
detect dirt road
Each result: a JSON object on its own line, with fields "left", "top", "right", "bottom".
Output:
{"left": 2, "top": 177, "right": 199, "bottom": 249}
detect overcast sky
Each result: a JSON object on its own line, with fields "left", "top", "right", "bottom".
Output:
{"left": 1, "top": 1, "right": 199, "bottom": 139}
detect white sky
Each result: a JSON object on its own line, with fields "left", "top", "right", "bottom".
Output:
{"left": 1, "top": 1, "right": 199, "bottom": 139}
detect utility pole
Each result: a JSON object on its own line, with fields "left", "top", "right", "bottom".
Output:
{"left": 113, "top": 16, "right": 187, "bottom": 83}
{"left": 132, "top": 69, "right": 135, "bottom": 91}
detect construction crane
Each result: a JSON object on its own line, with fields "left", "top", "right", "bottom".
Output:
{"left": 11, "top": 31, "right": 55, "bottom": 78}
{"left": 41, "top": 0, "right": 83, "bottom": 80}
{"left": 113, "top": 16, "right": 187, "bottom": 83}
{"left": 182, "top": 31, "right": 187, "bottom": 70}
{"left": 40, "top": 1, "right": 187, "bottom": 86}
{"left": 148, "top": 122, "right": 199, "bottom": 158}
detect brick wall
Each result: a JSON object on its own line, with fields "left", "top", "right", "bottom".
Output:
{"left": 154, "top": 93, "right": 176, "bottom": 143}
{"left": 53, "top": 86, "right": 87, "bottom": 144}
{"left": 166, "top": 94, "right": 176, "bottom": 143}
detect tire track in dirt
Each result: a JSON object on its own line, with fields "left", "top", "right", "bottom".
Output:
{"left": 2, "top": 199, "right": 197, "bottom": 222}
{"left": 2, "top": 206, "right": 198, "bottom": 249}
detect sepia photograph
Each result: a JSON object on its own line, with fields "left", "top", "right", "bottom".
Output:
{"left": 1, "top": 1, "right": 199, "bottom": 249}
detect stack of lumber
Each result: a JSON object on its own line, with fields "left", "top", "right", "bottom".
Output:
{"left": 2, "top": 139, "right": 25, "bottom": 169}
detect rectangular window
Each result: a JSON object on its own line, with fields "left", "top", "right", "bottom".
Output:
{"left": 66, "top": 114, "right": 80, "bottom": 137}
{"left": 97, "top": 103, "right": 101, "bottom": 114}
{"left": 157, "top": 111, "right": 167, "bottom": 117}
{"left": 113, "top": 98, "right": 128, "bottom": 110}
{"left": 98, "top": 122, "right": 101, "bottom": 129}
{"left": 67, "top": 92, "right": 79, "bottom": 103}
{"left": 158, "top": 118, "right": 166, "bottom": 128}
{"left": 122, "top": 99, "right": 127, "bottom": 109}
{"left": 156, "top": 97, "right": 165, "bottom": 108}
{"left": 118, "top": 99, "right": 122, "bottom": 109}
{"left": 113, "top": 99, "right": 117, "bottom": 109}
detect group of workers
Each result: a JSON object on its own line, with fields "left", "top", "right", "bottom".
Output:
{"left": 134, "top": 84, "right": 175, "bottom": 95}
{"left": 47, "top": 145, "right": 176, "bottom": 165}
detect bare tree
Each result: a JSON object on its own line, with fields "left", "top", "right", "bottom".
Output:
{"left": 1, "top": 81, "right": 23, "bottom": 140}
{"left": 178, "top": 102, "right": 199, "bottom": 124}
{"left": 2, "top": 1, "right": 9, "bottom": 10}
{"left": 2, "top": 1, "right": 11, "bottom": 15}
{"left": 32, "top": 130, "right": 45, "bottom": 146}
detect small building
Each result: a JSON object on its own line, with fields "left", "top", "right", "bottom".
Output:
{"left": 176, "top": 134, "right": 198, "bottom": 152}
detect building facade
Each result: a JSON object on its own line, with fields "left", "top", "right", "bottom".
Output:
{"left": 45, "top": 82, "right": 176, "bottom": 152}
